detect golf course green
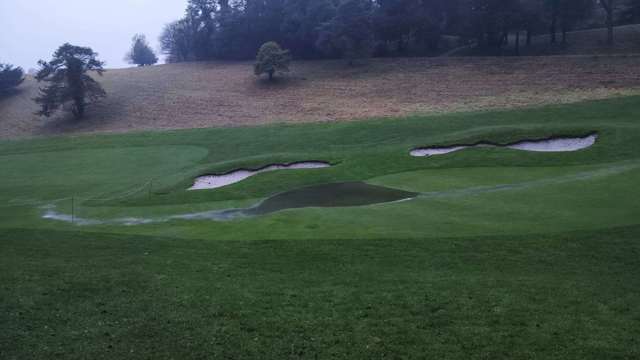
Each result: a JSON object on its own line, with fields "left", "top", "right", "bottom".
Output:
{"left": 1, "top": 96, "right": 639, "bottom": 359}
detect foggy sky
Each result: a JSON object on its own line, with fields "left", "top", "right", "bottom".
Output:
{"left": 0, "top": 0, "right": 187, "bottom": 70}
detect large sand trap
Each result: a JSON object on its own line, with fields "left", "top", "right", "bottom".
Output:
{"left": 189, "top": 161, "right": 331, "bottom": 190}
{"left": 410, "top": 133, "right": 598, "bottom": 157}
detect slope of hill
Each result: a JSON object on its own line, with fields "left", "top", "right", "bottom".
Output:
{"left": 516, "top": 24, "right": 640, "bottom": 56}
{"left": 449, "top": 24, "right": 640, "bottom": 56}
{"left": 1, "top": 55, "right": 639, "bottom": 139}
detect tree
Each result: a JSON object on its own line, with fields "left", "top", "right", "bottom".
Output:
{"left": 547, "top": 0, "right": 560, "bottom": 43}
{"left": 34, "top": 43, "right": 106, "bottom": 120}
{"left": 126, "top": 34, "right": 158, "bottom": 66}
{"left": 158, "top": 0, "right": 612, "bottom": 61}
{"left": 620, "top": 0, "right": 640, "bottom": 23}
{"left": 466, "top": 0, "right": 522, "bottom": 51}
{"left": 599, "top": 0, "right": 616, "bottom": 45}
{"left": 559, "top": 0, "right": 594, "bottom": 44}
{"left": 373, "top": 0, "right": 445, "bottom": 56}
{"left": 317, "top": 0, "right": 374, "bottom": 65}
{"left": 0, "top": 63, "right": 25, "bottom": 94}
{"left": 160, "top": 19, "right": 196, "bottom": 63}
{"left": 521, "top": 0, "right": 545, "bottom": 46}
{"left": 281, "top": 0, "right": 336, "bottom": 59}
{"left": 254, "top": 41, "right": 291, "bottom": 81}
{"left": 547, "top": 0, "right": 594, "bottom": 44}
{"left": 186, "top": 0, "right": 217, "bottom": 60}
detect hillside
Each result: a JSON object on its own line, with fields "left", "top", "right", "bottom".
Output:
{"left": 449, "top": 24, "right": 640, "bottom": 56}
{"left": 515, "top": 24, "right": 640, "bottom": 56}
{"left": 1, "top": 55, "right": 640, "bottom": 139}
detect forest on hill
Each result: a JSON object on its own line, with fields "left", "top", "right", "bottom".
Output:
{"left": 160, "top": 0, "right": 640, "bottom": 62}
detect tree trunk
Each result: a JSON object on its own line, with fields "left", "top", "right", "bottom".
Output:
{"left": 526, "top": 27, "right": 532, "bottom": 46}
{"left": 550, "top": 0, "right": 559, "bottom": 44}
{"left": 562, "top": 22, "right": 568, "bottom": 45}
{"left": 268, "top": 70, "right": 274, "bottom": 81}
{"left": 606, "top": 12, "right": 614, "bottom": 45}
{"left": 515, "top": 31, "right": 520, "bottom": 56}
{"left": 600, "top": 0, "right": 615, "bottom": 45}
{"left": 73, "top": 98, "right": 85, "bottom": 120}
{"left": 397, "top": 39, "right": 405, "bottom": 55}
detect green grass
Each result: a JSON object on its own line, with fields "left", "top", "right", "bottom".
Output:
{"left": 1, "top": 96, "right": 640, "bottom": 359}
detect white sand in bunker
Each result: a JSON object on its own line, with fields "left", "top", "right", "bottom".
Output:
{"left": 410, "top": 134, "right": 598, "bottom": 157}
{"left": 189, "top": 161, "right": 331, "bottom": 190}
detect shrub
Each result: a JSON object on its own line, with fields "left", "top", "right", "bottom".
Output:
{"left": 254, "top": 42, "right": 291, "bottom": 81}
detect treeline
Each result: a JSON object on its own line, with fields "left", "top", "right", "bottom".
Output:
{"left": 160, "top": 0, "right": 640, "bottom": 63}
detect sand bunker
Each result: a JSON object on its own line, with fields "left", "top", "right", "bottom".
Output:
{"left": 410, "top": 133, "right": 598, "bottom": 157}
{"left": 189, "top": 161, "right": 331, "bottom": 190}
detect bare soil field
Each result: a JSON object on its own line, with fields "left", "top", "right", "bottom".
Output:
{"left": 1, "top": 55, "right": 639, "bottom": 139}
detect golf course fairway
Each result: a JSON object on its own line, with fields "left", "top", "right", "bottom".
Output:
{"left": 1, "top": 96, "right": 639, "bottom": 359}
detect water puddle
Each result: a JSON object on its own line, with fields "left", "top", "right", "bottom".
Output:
{"left": 410, "top": 133, "right": 598, "bottom": 157}
{"left": 42, "top": 182, "right": 417, "bottom": 225}
{"left": 245, "top": 182, "right": 417, "bottom": 216}
{"left": 189, "top": 161, "right": 331, "bottom": 190}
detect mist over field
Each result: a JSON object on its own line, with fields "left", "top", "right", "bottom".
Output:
{"left": 0, "top": 0, "right": 186, "bottom": 69}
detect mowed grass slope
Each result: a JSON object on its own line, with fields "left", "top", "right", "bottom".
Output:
{"left": 1, "top": 55, "right": 640, "bottom": 139}
{"left": 1, "top": 97, "right": 640, "bottom": 358}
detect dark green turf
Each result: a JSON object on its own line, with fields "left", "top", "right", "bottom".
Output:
{"left": 1, "top": 227, "right": 638, "bottom": 359}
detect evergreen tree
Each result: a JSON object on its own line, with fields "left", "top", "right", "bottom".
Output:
{"left": 126, "top": 34, "right": 159, "bottom": 66}
{"left": 0, "top": 63, "right": 25, "bottom": 94}
{"left": 34, "top": 43, "right": 106, "bottom": 120}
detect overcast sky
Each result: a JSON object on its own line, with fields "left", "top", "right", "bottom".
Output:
{"left": 0, "top": 0, "right": 187, "bottom": 70}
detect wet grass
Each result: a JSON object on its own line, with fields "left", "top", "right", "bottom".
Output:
{"left": 1, "top": 96, "right": 640, "bottom": 358}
